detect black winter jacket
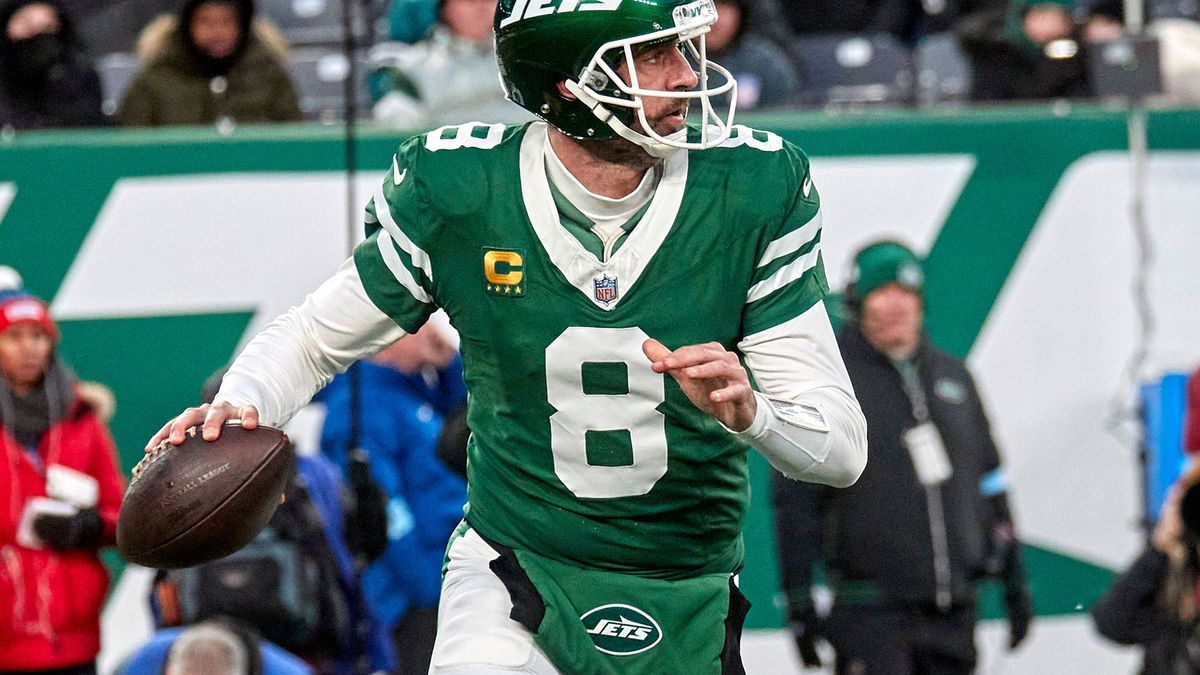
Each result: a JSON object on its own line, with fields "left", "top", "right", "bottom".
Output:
{"left": 774, "top": 321, "right": 1011, "bottom": 608}
{"left": 1092, "top": 548, "right": 1200, "bottom": 674}
{"left": 0, "top": 0, "right": 104, "bottom": 130}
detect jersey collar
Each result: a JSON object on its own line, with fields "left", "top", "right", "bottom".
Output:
{"left": 518, "top": 122, "right": 688, "bottom": 311}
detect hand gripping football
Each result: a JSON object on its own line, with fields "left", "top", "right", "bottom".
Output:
{"left": 117, "top": 423, "right": 294, "bottom": 569}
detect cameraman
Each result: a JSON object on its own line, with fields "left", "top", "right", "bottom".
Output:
{"left": 1093, "top": 464, "right": 1200, "bottom": 672}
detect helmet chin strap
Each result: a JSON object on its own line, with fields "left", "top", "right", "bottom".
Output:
{"left": 563, "top": 79, "right": 684, "bottom": 159}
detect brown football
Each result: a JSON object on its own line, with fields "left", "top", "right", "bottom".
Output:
{"left": 117, "top": 423, "right": 294, "bottom": 569}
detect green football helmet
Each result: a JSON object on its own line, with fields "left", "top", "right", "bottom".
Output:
{"left": 494, "top": 0, "right": 737, "bottom": 157}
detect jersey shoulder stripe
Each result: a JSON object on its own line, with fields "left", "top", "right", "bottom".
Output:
{"left": 747, "top": 213, "right": 823, "bottom": 304}
{"left": 737, "top": 137, "right": 827, "bottom": 335}
{"left": 354, "top": 122, "right": 530, "bottom": 332}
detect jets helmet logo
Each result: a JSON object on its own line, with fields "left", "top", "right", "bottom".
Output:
{"left": 580, "top": 604, "right": 663, "bottom": 656}
{"left": 499, "top": 0, "right": 621, "bottom": 29}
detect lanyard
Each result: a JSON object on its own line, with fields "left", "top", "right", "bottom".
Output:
{"left": 893, "top": 357, "right": 930, "bottom": 424}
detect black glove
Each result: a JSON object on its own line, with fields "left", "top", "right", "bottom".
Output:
{"left": 1004, "top": 586, "right": 1033, "bottom": 649}
{"left": 980, "top": 520, "right": 1017, "bottom": 579}
{"left": 787, "top": 597, "right": 824, "bottom": 668}
{"left": 993, "top": 526, "right": 1041, "bottom": 648}
{"left": 1001, "top": 540, "right": 1034, "bottom": 650}
{"left": 33, "top": 508, "right": 104, "bottom": 551}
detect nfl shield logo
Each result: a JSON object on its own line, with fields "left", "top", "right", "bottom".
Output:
{"left": 593, "top": 275, "right": 619, "bottom": 305}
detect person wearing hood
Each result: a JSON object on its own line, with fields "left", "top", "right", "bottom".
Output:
{"left": 369, "top": 0, "right": 531, "bottom": 130}
{"left": 706, "top": 0, "right": 799, "bottom": 110}
{"left": 772, "top": 241, "right": 1033, "bottom": 673}
{"left": 0, "top": 0, "right": 103, "bottom": 130}
{"left": 0, "top": 279, "right": 126, "bottom": 674}
{"left": 1094, "top": 463, "right": 1200, "bottom": 673}
{"left": 958, "top": 0, "right": 1090, "bottom": 101}
{"left": 117, "top": 0, "right": 301, "bottom": 128}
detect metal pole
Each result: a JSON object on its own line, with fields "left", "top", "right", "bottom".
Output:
{"left": 342, "top": 0, "right": 359, "bottom": 259}
{"left": 1128, "top": 104, "right": 1156, "bottom": 532}
{"left": 1123, "top": 0, "right": 1143, "bottom": 33}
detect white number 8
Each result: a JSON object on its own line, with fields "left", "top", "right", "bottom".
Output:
{"left": 545, "top": 326, "right": 668, "bottom": 499}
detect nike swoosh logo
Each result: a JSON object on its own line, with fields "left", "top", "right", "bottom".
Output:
{"left": 802, "top": 175, "right": 812, "bottom": 198}
{"left": 393, "top": 157, "right": 407, "bottom": 186}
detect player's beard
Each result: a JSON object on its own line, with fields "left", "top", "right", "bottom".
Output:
{"left": 578, "top": 101, "right": 689, "bottom": 168}
{"left": 644, "top": 100, "right": 690, "bottom": 138}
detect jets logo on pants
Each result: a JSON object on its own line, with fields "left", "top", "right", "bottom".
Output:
{"left": 580, "top": 604, "right": 663, "bottom": 656}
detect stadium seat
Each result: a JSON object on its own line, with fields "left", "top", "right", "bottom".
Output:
{"left": 788, "top": 33, "right": 914, "bottom": 107}
{"left": 1148, "top": 0, "right": 1199, "bottom": 20}
{"left": 261, "top": 0, "right": 364, "bottom": 46}
{"left": 95, "top": 52, "right": 142, "bottom": 118}
{"left": 915, "top": 33, "right": 972, "bottom": 106}
{"left": 287, "top": 48, "right": 371, "bottom": 122}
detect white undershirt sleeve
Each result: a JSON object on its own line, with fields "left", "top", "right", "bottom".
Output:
{"left": 214, "top": 258, "right": 407, "bottom": 426}
{"left": 735, "top": 301, "right": 868, "bottom": 487}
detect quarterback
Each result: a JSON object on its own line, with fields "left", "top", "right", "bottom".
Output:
{"left": 148, "top": 0, "right": 867, "bottom": 671}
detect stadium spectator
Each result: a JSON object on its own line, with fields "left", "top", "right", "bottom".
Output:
{"left": 773, "top": 241, "right": 1033, "bottom": 673}
{"left": 117, "top": 0, "right": 301, "bottom": 127}
{"left": 116, "top": 621, "right": 314, "bottom": 675}
{"left": 56, "top": 0, "right": 177, "bottom": 57}
{"left": 388, "top": 0, "right": 438, "bottom": 44}
{"left": 0, "top": 283, "right": 125, "bottom": 674}
{"left": 0, "top": 0, "right": 103, "bottom": 130}
{"left": 1085, "top": 0, "right": 1200, "bottom": 25}
{"left": 777, "top": 0, "right": 911, "bottom": 35}
{"left": 368, "top": 0, "right": 529, "bottom": 129}
{"left": 1084, "top": 0, "right": 1126, "bottom": 41}
{"left": 149, "top": 369, "right": 396, "bottom": 675}
{"left": 318, "top": 320, "right": 467, "bottom": 675}
{"left": 872, "top": 0, "right": 1010, "bottom": 42}
{"left": 708, "top": 0, "right": 799, "bottom": 109}
{"left": 959, "top": 0, "right": 1091, "bottom": 101}
{"left": 1092, "top": 463, "right": 1200, "bottom": 672}
{"left": 1083, "top": 0, "right": 1200, "bottom": 101}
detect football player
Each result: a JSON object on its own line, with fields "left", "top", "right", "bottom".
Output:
{"left": 148, "top": 0, "right": 868, "bottom": 671}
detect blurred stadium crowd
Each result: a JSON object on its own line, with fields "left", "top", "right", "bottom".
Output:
{"left": 0, "top": 264, "right": 471, "bottom": 675}
{"left": 2, "top": 0, "right": 1200, "bottom": 131}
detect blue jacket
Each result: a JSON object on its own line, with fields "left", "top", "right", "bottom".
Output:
{"left": 318, "top": 358, "right": 467, "bottom": 629}
{"left": 294, "top": 453, "right": 395, "bottom": 673}
{"left": 145, "top": 452, "right": 396, "bottom": 674}
{"left": 116, "top": 627, "right": 312, "bottom": 675}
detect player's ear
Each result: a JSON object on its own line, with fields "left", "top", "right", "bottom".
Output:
{"left": 556, "top": 81, "right": 577, "bottom": 100}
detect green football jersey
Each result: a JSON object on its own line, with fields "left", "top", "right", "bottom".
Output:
{"left": 355, "top": 121, "right": 826, "bottom": 578}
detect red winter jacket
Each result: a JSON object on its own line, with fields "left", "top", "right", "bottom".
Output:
{"left": 1186, "top": 368, "right": 1200, "bottom": 455}
{"left": 0, "top": 388, "right": 125, "bottom": 671}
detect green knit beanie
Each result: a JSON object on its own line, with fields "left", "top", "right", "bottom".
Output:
{"left": 849, "top": 241, "right": 923, "bottom": 302}
{"left": 1004, "top": 0, "right": 1077, "bottom": 54}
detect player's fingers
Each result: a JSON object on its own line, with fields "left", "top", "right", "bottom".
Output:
{"left": 653, "top": 342, "right": 729, "bottom": 371}
{"left": 201, "top": 403, "right": 230, "bottom": 441}
{"left": 643, "top": 338, "right": 672, "bottom": 369}
{"left": 239, "top": 406, "right": 260, "bottom": 430}
{"left": 680, "top": 359, "right": 747, "bottom": 383}
{"left": 145, "top": 420, "right": 175, "bottom": 452}
{"left": 709, "top": 381, "right": 755, "bottom": 405}
{"left": 167, "top": 406, "right": 207, "bottom": 445}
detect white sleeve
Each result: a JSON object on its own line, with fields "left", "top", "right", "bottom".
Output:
{"left": 214, "top": 258, "right": 407, "bottom": 426}
{"left": 734, "top": 301, "right": 868, "bottom": 487}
